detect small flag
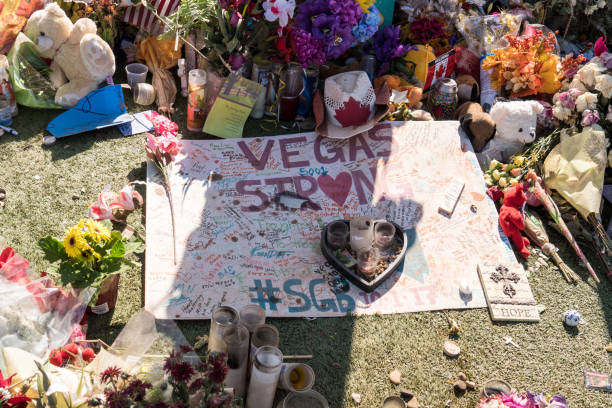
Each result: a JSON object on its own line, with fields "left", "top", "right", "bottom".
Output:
{"left": 424, "top": 49, "right": 456, "bottom": 91}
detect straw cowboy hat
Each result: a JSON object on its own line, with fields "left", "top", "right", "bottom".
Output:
{"left": 314, "top": 71, "right": 389, "bottom": 139}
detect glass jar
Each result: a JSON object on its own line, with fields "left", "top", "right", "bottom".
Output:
{"left": 239, "top": 305, "right": 266, "bottom": 334}
{"left": 222, "top": 323, "right": 250, "bottom": 398}
{"left": 349, "top": 217, "right": 374, "bottom": 252}
{"left": 208, "top": 306, "right": 239, "bottom": 353}
{"left": 281, "top": 390, "right": 329, "bottom": 408}
{"left": 187, "top": 69, "right": 207, "bottom": 131}
{"left": 278, "top": 63, "right": 304, "bottom": 122}
{"left": 430, "top": 78, "right": 458, "bottom": 120}
{"left": 251, "top": 324, "right": 280, "bottom": 355}
{"left": 246, "top": 346, "right": 283, "bottom": 408}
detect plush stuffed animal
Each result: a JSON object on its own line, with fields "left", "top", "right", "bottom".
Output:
{"left": 24, "top": 3, "right": 115, "bottom": 107}
{"left": 456, "top": 74, "right": 479, "bottom": 103}
{"left": 478, "top": 100, "right": 543, "bottom": 166}
{"left": 456, "top": 101, "right": 495, "bottom": 152}
{"left": 499, "top": 183, "right": 530, "bottom": 259}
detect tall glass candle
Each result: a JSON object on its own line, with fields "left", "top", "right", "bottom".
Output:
{"left": 222, "top": 323, "right": 250, "bottom": 398}
{"left": 208, "top": 306, "right": 239, "bottom": 353}
{"left": 246, "top": 346, "right": 283, "bottom": 408}
{"left": 239, "top": 305, "right": 266, "bottom": 334}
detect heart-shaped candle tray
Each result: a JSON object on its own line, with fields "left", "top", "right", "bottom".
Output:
{"left": 320, "top": 220, "right": 408, "bottom": 293}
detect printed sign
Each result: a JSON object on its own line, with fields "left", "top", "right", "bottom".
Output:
{"left": 145, "top": 121, "right": 518, "bottom": 319}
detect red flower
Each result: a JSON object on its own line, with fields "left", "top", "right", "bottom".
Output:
{"left": 49, "top": 349, "right": 63, "bottom": 367}
{"left": 164, "top": 351, "right": 195, "bottom": 383}
{"left": 82, "top": 348, "right": 96, "bottom": 362}
{"left": 61, "top": 343, "right": 79, "bottom": 360}
{"left": 100, "top": 366, "right": 122, "bottom": 384}
{"left": 0, "top": 372, "right": 30, "bottom": 407}
{"left": 207, "top": 355, "right": 229, "bottom": 384}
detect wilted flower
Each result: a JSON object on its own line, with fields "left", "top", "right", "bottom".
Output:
{"left": 594, "top": 74, "right": 612, "bottom": 98}
{"left": 581, "top": 109, "right": 600, "bottom": 127}
{"left": 575, "top": 92, "right": 598, "bottom": 112}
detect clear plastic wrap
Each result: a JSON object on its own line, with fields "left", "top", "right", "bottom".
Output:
{"left": 0, "top": 246, "right": 94, "bottom": 372}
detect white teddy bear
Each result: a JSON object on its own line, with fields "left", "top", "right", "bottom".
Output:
{"left": 477, "top": 100, "right": 544, "bottom": 167}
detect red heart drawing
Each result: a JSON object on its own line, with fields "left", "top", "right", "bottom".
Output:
{"left": 318, "top": 172, "right": 352, "bottom": 206}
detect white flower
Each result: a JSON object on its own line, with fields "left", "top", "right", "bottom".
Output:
{"left": 595, "top": 74, "right": 612, "bottom": 99}
{"left": 576, "top": 63, "right": 606, "bottom": 88}
{"left": 606, "top": 106, "right": 612, "bottom": 123}
{"left": 498, "top": 177, "right": 508, "bottom": 188}
{"left": 568, "top": 77, "right": 588, "bottom": 92}
{"left": 575, "top": 92, "right": 598, "bottom": 112}
{"left": 492, "top": 169, "right": 501, "bottom": 180}
{"left": 597, "top": 0, "right": 606, "bottom": 8}
{"left": 262, "top": 0, "right": 296, "bottom": 27}
{"left": 552, "top": 104, "right": 572, "bottom": 121}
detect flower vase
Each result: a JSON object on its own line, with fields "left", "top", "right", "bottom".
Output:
{"left": 87, "top": 274, "right": 120, "bottom": 315}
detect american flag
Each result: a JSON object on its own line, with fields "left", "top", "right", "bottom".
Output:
{"left": 122, "top": 0, "right": 180, "bottom": 35}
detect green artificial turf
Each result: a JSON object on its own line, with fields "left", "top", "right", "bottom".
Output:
{"left": 1, "top": 94, "right": 611, "bottom": 407}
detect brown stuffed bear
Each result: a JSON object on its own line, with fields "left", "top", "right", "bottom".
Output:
{"left": 455, "top": 101, "right": 495, "bottom": 153}
{"left": 456, "top": 74, "right": 479, "bottom": 103}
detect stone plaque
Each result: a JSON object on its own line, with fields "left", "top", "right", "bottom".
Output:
{"left": 477, "top": 263, "right": 540, "bottom": 322}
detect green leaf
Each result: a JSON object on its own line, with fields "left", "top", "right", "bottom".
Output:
{"left": 124, "top": 240, "right": 145, "bottom": 254}
{"left": 38, "top": 237, "right": 66, "bottom": 262}
{"left": 110, "top": 240, "right": 125, "bottom": 258}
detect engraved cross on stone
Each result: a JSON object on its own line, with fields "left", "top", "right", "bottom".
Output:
{"left": 490, "top": 265, "right": 521, "bottom": 298}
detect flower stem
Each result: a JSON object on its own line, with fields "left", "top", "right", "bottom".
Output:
{"left": 163, "top": 174, "right": 178, "bottom": 265}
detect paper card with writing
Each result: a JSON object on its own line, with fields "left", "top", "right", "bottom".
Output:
{"left": 477, "top": 263, "right": 540, "bottom": 322}
{"left": 202, "top": 74, "right": 263, "bottom": 139}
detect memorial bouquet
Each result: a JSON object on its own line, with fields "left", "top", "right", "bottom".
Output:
{"left": 38, "top": 218, "right": 145, "bottom": 296}
{"left": 477, "top": 391, "right": 568, "bottom": 408}
{"left": 482, "top": 29, "right": 562, "bottom": 98}
{"left": 145, "top": 111, "right": 182, "bottom": 264}
{"left": 552, "top": 51, "right": 612, "bottom": 130}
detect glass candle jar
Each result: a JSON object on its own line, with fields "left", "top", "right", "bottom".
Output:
{"left": 374, "top": 221, "right": 396, "bottom": 250}
{"left": 350, "top": 217, "right": 374, "bottom": 252}
{"left": 278, "top": 63, "right": 304, "bottom": 122}
{"left": 430, "top": 78, "right": 458, "bottom": 120}
{"left": 239, "top": 305, "right": 266, "bottom": 334}
{"left": 281, "top": 390, "right": 329, "bottom": 408}
{"left": 222, "top": 323, "right": 250, "bottom": 398}
{"left": 357, "top": 246, "right": 380, "bottom": 280}
{"left": 326, "top": 221, "right": 349, "bottom": 250}
{"left": 246, "top": 346, "right": 283, "bottom": 408}
{"left": 208, "top": 306, "right": 239, "bottom": 353}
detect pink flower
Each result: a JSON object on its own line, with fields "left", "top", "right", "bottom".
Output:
{"left": 145, "top": 111, "right": 178, "bottom": 137}
{"left": 146, "top": 133, "right": 182, "bottom": 166}
{"left": 88, "top": 186, "right": 117, "bottom": 221}
{"left": 110, "top": 182, "right": 144, "bottom": 212}
{"left": 594, "top": 36, "right": 608, "bottom": 57}
{"left": 501, "top": 392, "right": 532, "bottom": 408}
{"left": 581, "top": 109, "right": 600, "bottom": 126}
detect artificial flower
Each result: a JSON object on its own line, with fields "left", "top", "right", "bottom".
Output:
{"left": 329, "top": 0, "right": 362, "bottom": 27}
{"left": 88, "top": 186, "right": 116, "bottom": 221}
{"left": 594, "top": 73, "right": 612, "bottom": 98}
{"left": 482, "top": 29, "right": 561, "bottom": 98}
{"left": 368, "top": 25, "right": 417, "bottom": 75}
{"left": 146, "top": 133, "right": 182, "bottom": 166}
{"left": 263, "top": 0, "right": 296, "bottom": 27}
{"left": 581, "top": 109, "right": 600, "bottom": 126}
{"left": 356, "top": 0, "right": 375, "bottom": 12}
{"left": 575, "top": 92, "right": 598, "bottom": 112}
{"left": 594, "top": 36, "right": 608, "bottom": 57}
{"left": 353, "top": 5, "right": 381, "bottom": 43}
{"left": 63, "top": 227, "right": 88, "bottom": 258}
{"left": 292, "top": 28, "right": 326, "bottom": 66}
{"left": 145, "top": 111, "right": 178, "bottom": 137}
{"left": 110, "top": 182, "right": 144, "bottom": 213}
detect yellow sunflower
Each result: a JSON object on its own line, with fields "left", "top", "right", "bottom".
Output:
{"left": 79, "top": 247, "right": 101, "bottom": 263}
{"left": 63, "top": 227, "right": 88, "bottom": 258}
{"left": 85, "top": 219, "right": 111, "bottom": 243}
